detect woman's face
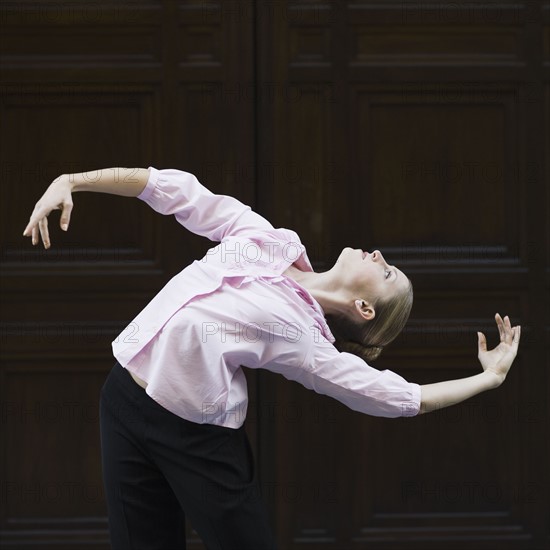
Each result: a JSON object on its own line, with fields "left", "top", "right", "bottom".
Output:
{"left": 334, "top": 247, "right": 409, "bottom": 304}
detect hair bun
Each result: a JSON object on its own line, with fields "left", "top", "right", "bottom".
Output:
{"left": 363, "top": 345, "right": 383, "bottom": 362}
{"left": 334, "top": 340, "right": 383, "bottom": 363}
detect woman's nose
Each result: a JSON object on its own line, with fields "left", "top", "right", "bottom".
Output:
{"left": 372, "top": 250, "right": 387, "bottom": 265}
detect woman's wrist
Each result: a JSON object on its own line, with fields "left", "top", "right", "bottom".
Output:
{"left": 58, "top": 173, "right": 75, "bottom": 192}
{"left": 419, "top": 369, "right": 504, "bottom": 414}
{"left": 482, "top": 369, "right": 505, "bottom": 389}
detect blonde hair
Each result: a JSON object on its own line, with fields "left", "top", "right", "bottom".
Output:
{"left": 325, "top": 278, "right": 413, "bottom": 362}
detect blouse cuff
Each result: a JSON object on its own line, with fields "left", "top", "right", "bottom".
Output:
{"left": 402, "top": 382, "right": 422, "bottom": 417}
{"left": 137, "top": 166, "right": 159, "bottom": 202}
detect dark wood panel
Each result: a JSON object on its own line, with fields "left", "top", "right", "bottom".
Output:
{"left": 346, "top": 1, "right": 537, "bottom": 26}
{"left": 0, "top": 3, "right": 163, "bottom": 69}
{"left": 257, "top": 1, "right": 548, "bottom": 548}
{"left": 0, "top": 2, "right": 161, "bottom": 25}
{"left": 350, "top": 26, "right": 523, "bottom": 65}
{"left": 0, "top": 85, "right": 161, "bottom": 272}
{"left": 281, "top": 85, "right": 332, "bottom": 257}
{"left": 354, "top": 87, "right": 520, "bottom": 260}
{"left": 2, "top": 364, "right": 106, "bottom": 517}
{"left": 1, "top": 28, "right": 162, "bottom": 66}
{"left": 0, "top": 360, "right": 110, "bottom": 548}
{"left": 0, "top": 0, "right": 253, "bottom": 548}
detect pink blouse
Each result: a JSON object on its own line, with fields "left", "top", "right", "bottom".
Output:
{"left": 112, "top": 167, "right": 421, "bottom": 428}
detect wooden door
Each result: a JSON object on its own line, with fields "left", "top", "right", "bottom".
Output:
{"left": 1, "top": 1, "right": 548, "bottom": 549}
{"left": 0, "top": 1, "right": 255, "bottom": 547}
{"left": 255, "top": 2, "right": 549, "bottom": 549}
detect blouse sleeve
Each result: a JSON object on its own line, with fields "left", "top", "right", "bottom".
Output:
{"left": 290, "top": 335, "right": 421, "bottom": 418}
{"left": 138, "top": 166, "right": 274, "bottom": 241}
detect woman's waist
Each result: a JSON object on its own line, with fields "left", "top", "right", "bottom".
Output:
{"left": 129, "top": 370, "right": 148, "bottom": 389}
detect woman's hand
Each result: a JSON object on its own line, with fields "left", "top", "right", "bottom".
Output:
{"left": 22, "top": 174, "right": 73, "bottom": 249}
{"left": 419, "top": 314, "right": 521, "bottom": 414}
{"left": 477, "top": 313, "right": 521, "bottom": 387}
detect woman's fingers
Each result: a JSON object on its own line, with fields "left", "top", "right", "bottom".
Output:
{"left": 31, "top": 224, "right": 39, "bottom": 246}
{"left": 503, "top": 316, "right": 514, "bottom": 345}
{"left": 23, "top": 175, "right": 73, "bottom": 246}
{"left": 24, "top": 205, "right": 48, "bottom": 239}
{"left": 59, "top": 201, "right": 73, "bottom": 231}
{"left": 495, "top": 313, "right": 504, "bottom": 341}
{"left": 495, "top": 313, "right": 518, "bottom": 347}
{"left": 24, "top": 201, "right": 69, "bottom": 246}
{"left": 38, "top": 216, "right": 50, "bottom": 249}
{"left": 23, "top": 205, "right": 41, "bottom": 238}
{"left": 25, "top": 219, "right": 39, "bottom": 243}
{"left": 512, "top": 325, "right": 521, "bottom": 350}
{"left": 504, "top": 316, "right": 514, "bottom": 345}
{"left": 23, "top": 220, "right": 32, "bottom": 237}
{"left": 477, "top": 331, "right": 487, "bottom": 355}
{"left": 495, "top": 313, "right": 514, "bottom": 345}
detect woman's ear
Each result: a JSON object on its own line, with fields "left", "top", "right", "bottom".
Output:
{"left": 354, "top": 299, "right": 375, "bottom": 321}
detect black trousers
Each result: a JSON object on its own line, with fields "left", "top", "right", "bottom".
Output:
{"left": 99, "top": 361, "right": 277, "bottom": 550}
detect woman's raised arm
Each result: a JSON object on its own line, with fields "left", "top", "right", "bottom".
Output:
{"left": 22, "top": 167, "right": 149, "bottom": 249}
{"left": 418, "top": 313, "right": 521, "bottom": 414}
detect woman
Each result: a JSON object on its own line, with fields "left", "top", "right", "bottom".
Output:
{"left": 23, "top": 167, "right": 521, "bottom": 550}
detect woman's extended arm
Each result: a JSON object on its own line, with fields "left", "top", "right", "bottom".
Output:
{"left": 23, "top": 168, "right": 149, "bottom": 248}
{"left": 24, "top": 166, "right": 276, "bottom": 248}
{"left": 418, "top": 313, "right": 521, "bottom": 414}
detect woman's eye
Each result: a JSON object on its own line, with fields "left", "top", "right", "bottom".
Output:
{"left": 385, "top": 270, "right": 390, "bottom": 279}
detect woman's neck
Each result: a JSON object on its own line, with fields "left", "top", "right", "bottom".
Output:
{"left": 283, "top": 265, "right": 348, "bottom": 316}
